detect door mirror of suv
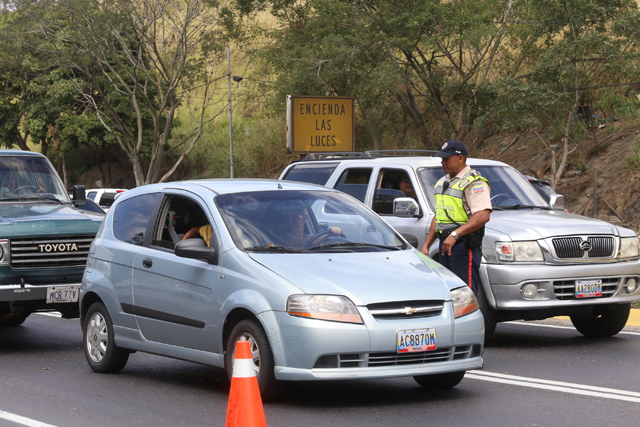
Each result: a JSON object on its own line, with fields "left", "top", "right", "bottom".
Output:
{"left": 393, "top": 197, "right": 421, "bottom": 218}
{"left": 549, "top": 194, "right": 566, "bottom": 211}
{"left": 72, "top": 185, "right": 86, "bottom": 207}
{"left": 174, "top": 238, "right": 215, "bottom": 263}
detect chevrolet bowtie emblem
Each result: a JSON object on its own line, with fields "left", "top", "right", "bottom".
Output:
{"left": 401, "top": 307, "right": 417, "bottom": 315}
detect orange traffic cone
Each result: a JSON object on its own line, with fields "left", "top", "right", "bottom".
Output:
{"left": 225, "top": 339, "right": 267, "bottom": 427}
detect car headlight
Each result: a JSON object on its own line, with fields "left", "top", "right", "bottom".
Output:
{"left": 494, "top": 241, "right": 543, "bottom": 262}
{"left": 451, "top": 286, "right": 479, "bottom": 318}
{"left": 287, "top": 295, "right": 363, "bottom": 324}
{"left": 620, "top": 237, "right": 640, "bottom": 258}
{"left": 0, "top": 239, "right": 7, "bottom": 264}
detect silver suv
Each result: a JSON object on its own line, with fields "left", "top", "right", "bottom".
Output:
{"left": 280, "top": 151, "right": 640, "bottom": 341}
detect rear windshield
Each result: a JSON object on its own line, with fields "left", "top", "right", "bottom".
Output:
{"left": 281, "top": 163, "right": 339, "bottom": 185}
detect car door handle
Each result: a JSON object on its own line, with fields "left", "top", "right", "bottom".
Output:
{"left": 142, "top": 258, "right": 153, "bottom": 268}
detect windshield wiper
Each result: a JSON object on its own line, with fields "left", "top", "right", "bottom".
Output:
{"left": 0, "top": 195, "right": 63, "bottom": 204}
{"left": 245, "top": 245, "right": 302, "bottom": 253}
{"left": 307, "top": 242, "right": 402, "bottom": 251}
{"left": 493, "top": 204, "right": 550, "bottom": 210}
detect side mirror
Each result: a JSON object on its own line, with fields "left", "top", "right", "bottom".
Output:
{"left": 549, "top": 194, "right": 566, "bottom": 211}
{"left": 393, "top": 197, "right": 421, "bottom": 218}
{"left": 72, "top": 185, "right": 86, "bottom": 207}
{"left": 174, "top": 238, "right": 216, "bottom": 264}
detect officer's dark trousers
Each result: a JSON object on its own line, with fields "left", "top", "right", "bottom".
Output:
{"left": 438, "top": 239, "right": 482, "bottom": 296}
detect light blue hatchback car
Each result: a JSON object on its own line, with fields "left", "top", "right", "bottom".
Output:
{"left": 80, "top": 179, "right": 484, "bottom": 400}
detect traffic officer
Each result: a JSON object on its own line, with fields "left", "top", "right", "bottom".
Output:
{"left": 421, "top": 140, "right": 491, "bottom": 296}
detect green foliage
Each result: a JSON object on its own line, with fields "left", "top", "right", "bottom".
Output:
{"left": 474, "top": 78, "right": 571, "bottom": 134}
{"left": 625, "top": 142, "right": 640, "bottom": 170}
{"left": 176, "top": 113, "right": 293, "bottom": 180}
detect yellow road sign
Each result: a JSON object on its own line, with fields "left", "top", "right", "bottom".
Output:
{"left": 287, "top": 95, "right": 354, "bottom": 154}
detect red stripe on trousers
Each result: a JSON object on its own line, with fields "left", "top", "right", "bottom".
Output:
{"left": 468, "top": 249, "right": 473, "bottom": 289}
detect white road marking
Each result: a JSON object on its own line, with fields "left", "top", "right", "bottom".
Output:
{"left": 0, "top": 411, "right": 58, "bottom": 427}
{"left": 468, "top": 371, "right": 640, "bottom": 403}
{"left": 503, "top": 321, "right": 640, "bottom": 336}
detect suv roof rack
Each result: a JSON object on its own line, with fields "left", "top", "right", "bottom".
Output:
{"left": 299, "top": 150, "right": 438, "bottom": 161}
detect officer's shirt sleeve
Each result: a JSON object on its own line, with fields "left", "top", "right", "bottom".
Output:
{"left": 464, "top": 181, "right": 492, "bottom": 215}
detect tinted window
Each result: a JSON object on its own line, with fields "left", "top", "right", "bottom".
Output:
{"left": 100, "top": 192, "right": 117, "bottom": 207}
{"left": 113, "top": 193, "right": 160, "bottom": 246}
{"left": 282, "top": 163, "right": 339, "bottom": 185}
{"left": 151, "top": 195, "right": 210, "bottom": 251}
{"left": 372, "top": 169, "right": 418, "bottom": 215}
{"left": 87, "top": 191, "right": 97, "bottom": 201}
{"left": 334, "top": 169, "right": 371, "bottom": 202}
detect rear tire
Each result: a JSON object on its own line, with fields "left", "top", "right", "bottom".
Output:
{"left": 83, "top": 302, "right": 129, "bottom": 373}
{"left": 477, "top": 283, "right": 497, "bottom": 344}
{"left": 225, "top": 319, "right": 282, "bottom": 402}
{"left": 414, "top": 371, "right": 466, "bottom": 390}
{"left": 570, "top": 304, "right": 630, "bottom": 337}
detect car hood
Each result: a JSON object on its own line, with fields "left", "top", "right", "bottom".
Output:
{"left": 0, "top": 203, "right": 102, "bottom": 237}
{"left": 487, "top": 209, "right": 619, "bottom": 240}
{"left": 248, "top": 249, "right": 463, "bottom": 305}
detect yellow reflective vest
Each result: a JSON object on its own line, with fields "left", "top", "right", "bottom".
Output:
{"left": 434, "top": 170, "right": 490, "bottom": 233}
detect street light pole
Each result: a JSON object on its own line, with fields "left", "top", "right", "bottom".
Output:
{"left": 227, "top": 47, "right": 234, "bottom": 178}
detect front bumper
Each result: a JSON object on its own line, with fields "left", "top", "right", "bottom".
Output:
{"left": 483, "top": 259, "right": 640, "bottom": 311}
{"left": 0, "top": 282, "right": 81, "bottom": 305}
{"left": 262, "top": 303, "right": 484, "bottom": 381}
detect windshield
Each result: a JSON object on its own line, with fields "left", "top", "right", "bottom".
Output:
{"left": 0, "top": 156, "right": 70, "bottom": 203}
{"left": 417, "top": 165, "right": 549, "bottom": 210}
{"left": 215, "top": 190, "right": 406, "bottom": 252}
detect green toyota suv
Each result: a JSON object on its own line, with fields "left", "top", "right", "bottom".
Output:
{"left": 0, "top": 149, "right": 103, "bottom": 326}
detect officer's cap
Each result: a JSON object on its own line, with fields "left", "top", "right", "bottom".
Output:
{"left": 434, "top": 140, "right": 468, "bottom": 158}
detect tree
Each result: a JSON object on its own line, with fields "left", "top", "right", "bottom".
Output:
{"left": 233, "top": 0, "right": 640, "bottom": 155}
{"left": 0, "top": 8, "right": 78, "bottom": 154}
{"left": 31, "top": 0, "right": 231, "bottom": 185}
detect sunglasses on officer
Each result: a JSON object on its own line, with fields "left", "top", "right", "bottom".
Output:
{"left": 400, "top": 176, "right": 411, "bottom": 183}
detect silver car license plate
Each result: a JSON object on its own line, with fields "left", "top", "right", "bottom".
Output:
{"left": 397, "top": 328, "right": 436, "bottom": 353}
{"left": 575, "top": 280, "right": 602, "bottom": 298}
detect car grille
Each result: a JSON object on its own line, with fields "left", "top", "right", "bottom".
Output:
{"left": 313, "top": 345, "right": 482, "bottom": 369}
{"left": 551, "top": 236, "right": 615, "bottom": 259}
{"left": 367, "top": 300, "right": 444, "bottom": 319}
{"left": 9, "top": 235, "right": 95, "bottom": 269}
{"left": 553, "top": 278, "right": 619, "bottom": 300}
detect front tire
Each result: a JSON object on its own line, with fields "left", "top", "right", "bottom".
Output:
{"left": 414, "top": 371, "right": 466, "bottom": 390}
{"left": 477, "top": 283, "right": 497, "bottom": 344}
{"left": 83, "top": 302, "right": 129, "bottom": 373}
{"left": 225, "top": 319, "right": 282, "bottom": 402}
{"left": 570, "top": 304, "right": 631, "bottom": 337}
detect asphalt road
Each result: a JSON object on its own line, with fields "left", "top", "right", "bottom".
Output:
{"left": 1, "top": 313, "right": 639, "bottom": 427}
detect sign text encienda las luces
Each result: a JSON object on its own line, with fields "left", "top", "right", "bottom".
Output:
{"left": 287, "top": 95, "right": 354, "bottom": 154}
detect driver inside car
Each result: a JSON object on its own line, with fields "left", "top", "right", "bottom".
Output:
{"left": 275, "top": 200, "right": 341, "bottom": 248}
{"left": 181, "top": 223, "right": 213, "bottom": 247}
